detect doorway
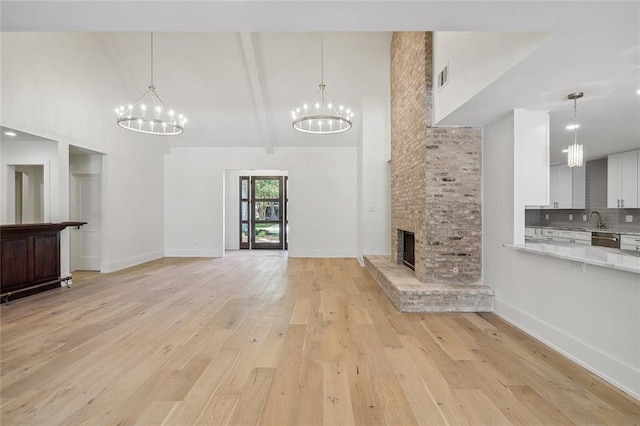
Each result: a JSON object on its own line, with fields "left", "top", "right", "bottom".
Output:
{"left": 69, "top": 147, "right": 104, "bottom": 271}
{"left": 239, "top": 175, "right": 288, "bottom": 250}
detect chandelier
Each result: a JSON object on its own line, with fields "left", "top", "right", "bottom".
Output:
{"left": 567, "top": 92, "right": 583, "bottom": 168}
{"left": 115, "top": 33, "right": 187, "bottom": 136}
{"left": 292, "top": 34, "right": 353, "bottom": 134}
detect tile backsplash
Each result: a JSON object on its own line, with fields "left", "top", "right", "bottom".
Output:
{"left": 585, "top": 158, "right": 607, "bottom": 210}
{"left": 526, "top": 208, "right": 640, "bottom": 232}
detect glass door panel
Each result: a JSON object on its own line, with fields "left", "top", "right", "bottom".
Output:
{"left": 254, "top": 223, "right": 280, "bottom": 243}
{"left": 251, "top": 176, "right": 284, "bottom": 249}
{"left": 239, "top": 176, "right": 250, "bottom": 249}
{"left": 254, "top": 201, "right": 280, "bottom": 221}
{"left": 241, "top": 223, "right": 249, "bottom": 244}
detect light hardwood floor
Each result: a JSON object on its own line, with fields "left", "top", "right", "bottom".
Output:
{"left": 1, "top": 255, "right": 638, "bottom": 425}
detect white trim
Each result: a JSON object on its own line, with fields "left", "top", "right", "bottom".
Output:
{"left": 164, "top": 249, "right": 222, "bottom": 258}
{"left": 287, "top": 250, "right": 355, "bottom": 258}
{"left": 494, "top": 297, "right": 640, "bottom": 401}
{"left": 104, "top": 250, "right": 164, "bottom": 273}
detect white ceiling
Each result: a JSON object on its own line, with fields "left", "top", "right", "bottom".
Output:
{"left": 2, "top": 1, "right": 639, "bottom": 165}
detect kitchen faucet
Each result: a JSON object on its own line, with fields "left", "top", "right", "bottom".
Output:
{"left": 588, "top": 211, "right": 605, "bottom": 229}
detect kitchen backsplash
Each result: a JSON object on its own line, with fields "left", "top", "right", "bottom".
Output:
{"left": 526, "top": 208, "right": 640, "bottom": 232}
{"left": 585, "top": 158, "right": 607, "bottom": 210}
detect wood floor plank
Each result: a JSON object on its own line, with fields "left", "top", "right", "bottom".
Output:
{"left": 228, "top": 368, "right": 275, "bottom": 425}
{"left": 196, "top": 392, "right": 239, "bottom": 426}
{"left": 1, "top": 256, "right": 638, "bottom": 425}
{"left": 385, "top": 346, "right": 446, "bottom": 425}
{"left": 164, "top": 348, "right": 240, "bottom": 425}
{"left": 323, "top": 360, "right": 356, "bottom": 426}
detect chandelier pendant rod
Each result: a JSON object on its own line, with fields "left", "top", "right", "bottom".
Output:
{"left": 150, "top": 32, "right": 154, "bottom": 88}
{"left": 320, "top": 33, "right": 324, "bottom": 87}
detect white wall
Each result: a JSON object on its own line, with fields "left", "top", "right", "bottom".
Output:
{"left": 359, "top": 98, "right": 391, "bottom": 261}
{"left": 483, "top": 111, "right": 640, "bottom": 399}
{"left": 165, "top": 147, "right": 357, "bottom": 258}
{"left": 433, "top": 32, "right": 550, "bottom": 124}
{"left": 2, "top": 33, "right": 167, "bottom": 273}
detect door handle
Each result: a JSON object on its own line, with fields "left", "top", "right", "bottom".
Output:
{"left": 592, "top": 236, "right": 618, "bottom": 242}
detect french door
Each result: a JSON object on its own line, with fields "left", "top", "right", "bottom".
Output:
{"left": 239, "top": 176, "right": 288, "bottom": 250}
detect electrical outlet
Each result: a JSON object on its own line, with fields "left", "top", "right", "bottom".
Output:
{"left": 545, "top": 214, "right": 549, "bottom": 220}
{"left": 583, "top": 215, "right": 587, "bottom": 221}
{"left": 569, "top": 214, "right": 573, "bottom": 221}
{"left": 572, "top": 261, "right": 585, "bottom": 272}
{"left": 626, "top": 215, "right": 633, "bottom": 223}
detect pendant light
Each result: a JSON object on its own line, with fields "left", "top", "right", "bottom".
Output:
{"left": 292, "top": 34, "right": 353, "bottom": 134}
{"left": 115, "top": 33, "right": 187, "bottom": 136}
{"left": 567, "top": 92, "right": 583, "bottom": 167}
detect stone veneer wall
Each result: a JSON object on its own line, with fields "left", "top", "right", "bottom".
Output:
{"left": 390, "top": 32, "right": 482, "bottom": 284}
{"left": 390, "top": 32, "right": 428, "bottom": 281}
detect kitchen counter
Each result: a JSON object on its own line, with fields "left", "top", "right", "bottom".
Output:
{"left": 507, "top": 241, "right": 640, "bottom": 274}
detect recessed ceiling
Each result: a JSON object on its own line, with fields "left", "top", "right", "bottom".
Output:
{"left": 0, "top": 126, "right": 55, "bottom": 143}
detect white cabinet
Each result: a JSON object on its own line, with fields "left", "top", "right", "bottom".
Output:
{"left": 541, "top": 164, "right": 585, "bottom": 209}
{"left": 621, "top": 235, "right": 640, "bottom": 252}
{"left": 541, "top": 228, "right": 558, "bottom": 240}
{"left": 557, "top": 230, "right": 591, "bottom": 245}
{"left": 608, "top": 150, "right": 638, "bottom": 208}
{"left": 525, "top": 227, "right": 543, "bottom": 239}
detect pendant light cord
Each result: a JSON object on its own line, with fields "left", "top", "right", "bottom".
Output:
{"left": 320, "top": 33, "right": 324, "bottom": 86}
{"left": 150, "top": 32, "right": 155, "bottom": 87}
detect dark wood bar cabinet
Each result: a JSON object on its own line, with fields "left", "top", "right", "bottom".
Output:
{"left": 1, "top": 222, "right": 86, "bottom": 302}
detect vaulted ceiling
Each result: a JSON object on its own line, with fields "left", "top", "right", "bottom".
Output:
{"left": 2, "top": 1, "right": 639, "bottom": 165}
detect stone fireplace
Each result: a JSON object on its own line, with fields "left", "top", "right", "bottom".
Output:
{"left": 364, "top": 31, "right": 493, "bottom": 312}
{"left": 387, "top": 31, "right": 483, "bottom": 284}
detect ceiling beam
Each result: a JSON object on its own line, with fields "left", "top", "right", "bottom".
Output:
{"left": 240, "top": 32, "right": 274, "bottom": 155}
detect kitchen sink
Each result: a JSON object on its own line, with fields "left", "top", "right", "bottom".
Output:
{"left": 591, "top": 232, "right": 621, "bottom": 248}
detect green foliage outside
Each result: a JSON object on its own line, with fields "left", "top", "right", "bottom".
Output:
{"left": 255, "top": 179, "right": 280, "bottom": 199}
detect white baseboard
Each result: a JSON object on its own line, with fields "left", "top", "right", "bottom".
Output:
{"left": 356, "top": 255, "right": 364, "bottom": 266}
{"left": 104, "top": 250, "right": 164, "bottom": 273}
{"left": 164, "top": 249, "right": 222, "bottom": 257}
{"left": 287, "top": 249, "right": 355, "bottom": 258}
{"left": 494, "top": 298, "right": 640, "bottom": 401}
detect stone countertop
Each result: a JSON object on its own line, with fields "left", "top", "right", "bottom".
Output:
{"left": 527, "top": 226, "right": 640, "bottom": 236}
{"left": 507, "top": 241, "right": 640, "bottom": 274}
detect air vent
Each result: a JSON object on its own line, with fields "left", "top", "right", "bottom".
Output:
{"left": 437, "top": 64, "right": 449, "bottom": 90}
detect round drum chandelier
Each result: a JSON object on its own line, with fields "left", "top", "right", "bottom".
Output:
{"left": 292, "top": 34, "right": 353, "bottom": 134}
{"left": 115, "top": 33, "right": 187, "bottom": 136}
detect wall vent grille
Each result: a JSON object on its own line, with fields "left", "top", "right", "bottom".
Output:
{"left": 437, "top": 64, "right": 449, "bottom": 90}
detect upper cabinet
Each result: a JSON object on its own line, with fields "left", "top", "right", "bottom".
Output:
{"left": 607, "top": 150, "right": 638, "bottom": 208}
{"left": 541, "top": 164, "right": 585, "bottom": 209}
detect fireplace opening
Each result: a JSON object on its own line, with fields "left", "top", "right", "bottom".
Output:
{"left": 402, "top": 231, "right": 415, "bottom": 271}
